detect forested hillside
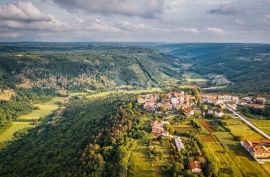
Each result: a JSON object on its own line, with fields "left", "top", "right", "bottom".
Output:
{"left": 160, "top": 43, "right": 270, "bottom": 93}
{"left": 0, "top": 43, "right": 178, "bottom": 128}
{"left": 0, "top": 43, "right": 177, "bottom": 91}
{"left": 0, "top": 95, "right": 140, "bottom": 177}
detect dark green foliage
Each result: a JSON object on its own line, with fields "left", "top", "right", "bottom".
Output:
{"left": 0, "top": 43, "right": 175, "bottom": 91}
{"left": 0, "top": 95, "right": 139, "bottom": 177}
{"left": 160, "top": 43, "right": 270, "bottom": 93}
{"left": 0, "top": 90, "right": 51, "bottom": 127}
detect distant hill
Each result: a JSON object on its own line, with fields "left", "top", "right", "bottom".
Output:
{"left": 0, "top": 43, "right": 177, "bottom": 91}
{"left": 159, "top": 43, "right": 270, "bottom": 93}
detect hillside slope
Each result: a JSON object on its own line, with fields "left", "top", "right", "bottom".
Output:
{"left": 160, "top": 43, "right": 270, "bottom": 93}
{"left": 0, "top": 43, "right": 177, "bottom": 91}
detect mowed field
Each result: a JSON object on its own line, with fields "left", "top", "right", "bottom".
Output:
{"left": 222, "top": 118, "right": 264, "bottom": 140}
{"left": 198, "top": 117, "right": 270, "bottom": 177}
{"left": 127, "top": 139, "right": 173, "bottom": 177}
{"left": 213, "top": 131, "right": 270, "bottom": 177}
{"left": 128, "top": 141, "right": 155, "bottom": 177}
{"left": 0, "top": 97, "right": 65, "bottom": 143}
{"left": 18, "top": 97, "right": 64, "bottom": 120}
{"left": 0, "top": 122, "right": 34, "bottom": 142}
{"left": 247, "top": 118, "right": 270, "bottom": 136}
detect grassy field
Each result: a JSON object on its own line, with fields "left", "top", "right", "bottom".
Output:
{"left": 0, "top": 97, "right": 65, "bottom": 143}
{"left": 203, "top": 142, "right": 241, "bottom": 177}
{"left": 213, "top": 131, "right": 270, "bottom": 177}
{"left": 183, "top": 72, "right": 207, "bottom": 85}
{"left": 18, "top": 97, "right": 64, "bottom": 120}
{"left": 128, "top": 141, "right": 155, "bottom": 177}
{"left": 247, "top": 118, "right": 270, "bottom": 136}
{"left": 222, "top": 118, "right": 264, "bottom": 140}
{"left": 0, "top": 122, "right": 34, "bottom": 143}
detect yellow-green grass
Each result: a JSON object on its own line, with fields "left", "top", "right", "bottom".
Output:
{"left": 203, "top": 142, "right": 242, "bottom": 177}
{"left": 212, "top": 131, "right": 270, "bottom": 177}
{"left": 0, "top": 122, "right": 34, "bottom": 143}
{"left": 127, "top": 139, "right": 173, "bottom": 177}
{"left": 18, "top": 97, "right": 64, "bottom": 120}
{"left": 247, "top": 118, "right": 270, "bottom": 136}
{"left": 128, "top": 141, "right": 155, "bottom": 177}
{"left": 222, "top": 119, "right": 264, "bottom": 140}
{"left": 151, "top": 140, "right": 174, "bottom": 176}
{"left": 172, "top": 121, "right": 196, "bottom": 132}
{"left": 183, "top": 72, "right": 207, "bottom": 83}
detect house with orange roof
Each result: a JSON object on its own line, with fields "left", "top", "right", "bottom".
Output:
{"left": 189, "top": 160, "right": 202, "bottom": 173}
{"left": 241, "top": 140, "right": 270, "bottom": 163}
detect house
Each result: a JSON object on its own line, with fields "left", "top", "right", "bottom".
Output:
{"left": 214, "top": 111, "right": 224, "bottom": 118}
{"left": 255, "top": 97, "right": 267, "bottom": 104}
{"left": 151, "top": 121, "right": 169, "bottom": 136}
{"left": 242, "top": 97, "right": 252, "bottom": 103}
{"left": 171, "top": 97, "right": 179, "bottom": 108}
{"left": 143, "top": 102, "right": 157, "bottom": 112}
{"left": 241, "top": 140, "right": 270, "bottom": 163}
{"left": 189, "top": 160, "right": 202, "bottom": 173}
{"left": 248, "top": 104, "right": 265, "bottom": 109}
{"left": 175, "top": 137, "right": 185, "bottom": 151}
{"left": 183, "top": 108, "right": 195, "bottom": 116}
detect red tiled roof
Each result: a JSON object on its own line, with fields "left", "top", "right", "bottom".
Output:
{"left": 189, "top": 161, "right": 201, "bottom": 170}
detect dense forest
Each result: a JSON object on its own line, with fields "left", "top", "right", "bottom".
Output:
{"left": 0, "top": 43, "right": 178, "bottom": 128}
{"left": 0, "top": 95, "right": 141, "bottom": 177}
{"left": 159, "top": 43, "right": 270, "bottom": 93}
{"left": 0, "top": 43, "right": 177, "bottom": 91}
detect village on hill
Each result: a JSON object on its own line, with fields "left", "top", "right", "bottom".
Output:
{"left": 135, "top": 90, "right": 269, "bottom": 175}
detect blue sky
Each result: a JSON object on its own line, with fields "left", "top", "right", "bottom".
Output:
{"left": 0, "top": 0, "right": 269, "bottom": 43}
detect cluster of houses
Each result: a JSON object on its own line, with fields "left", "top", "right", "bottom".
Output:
{"left": 202, "top": 94, "right": 268, "bottom": 118}
{"left": 137, "top": 91, "right": 195, "bottom": 116}
{"left": 241, "top": 140, "right": 270, "bottom": 163}
{"left": 240, "top": 96, "right": 267, "bottom": 109}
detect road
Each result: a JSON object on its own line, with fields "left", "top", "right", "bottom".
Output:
{"left": 226, "top": 105, "right": 270, "bottom": 140}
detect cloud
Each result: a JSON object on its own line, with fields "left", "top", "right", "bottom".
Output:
{"left": 51, "top": 0, "right": 164, "bottom": 18}
{"left": 207, "top": 27, "right": 224, "bottom": 34}
{"left": 207, "top": 5, "right": 239, "bottom": 16}
{"left": 179, "top": 27, "right": 199, "bottom": 33}
{"left": 117, "top": 21, "right": 146, "bottom": 31}
{"left": 263, "top": 14, "right": 270, "bottom": 25}
{"left": 0, "top": 1, "right": 51, "bottom": 22}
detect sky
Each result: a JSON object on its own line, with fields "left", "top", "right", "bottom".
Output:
{"left": 0, "top": 0, "right": 270, "bottom": 43}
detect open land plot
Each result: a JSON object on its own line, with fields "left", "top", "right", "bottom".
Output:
{"left": 198, "top": 118, "right": 215, "bottom": 132}
{"left": 247, "top": 118, "right": 270, "bottom": 136}
{"left": 18, "top": 97, "right": 64, "bottom": 120}
{"left": 222, "top": 119, "right": 264, "bottom": 140}
{"left": 127, "top": 139, "right": 173, "bottom": 177}
{"left": 203, "top": 142, "right": 242, "bottom": 177}
{"left": 183, "top": 72, "right": 208, "bottom": 84}
{"left": 172, "top": 121, "right": 196, "bottom": 132}
{"left": 199, "top": 134, "right": 216, "bottom": 142}
{"left": 0, "top": 122, "right": 34, "bottom": 143}
{"left": 212, "top": 131, "right": 270, "bottom": 177}
{"left": 128, "top": 141, "right": 155, "bottom": 177}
